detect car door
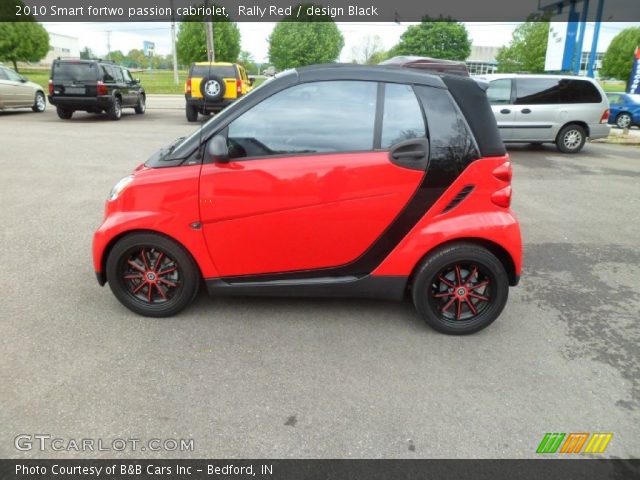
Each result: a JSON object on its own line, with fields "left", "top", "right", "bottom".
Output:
{"left": 121, "top": 68, "right": 138, "bottom": 105}
{"left": 198, "top": 80, "right": 427, "bottom": 277}
{"left": 0, "top": 67, "right": 30, "bottom": 107}
{"left": 486, "top": 78, "right": 514, "bottom": 141}
{"left": 511, "top": 77, "right": 559, "bottom": 142}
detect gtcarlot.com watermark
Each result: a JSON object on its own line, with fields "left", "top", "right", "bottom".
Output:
{"left": 15, "top": 434, "right": 194, "bottom": 453}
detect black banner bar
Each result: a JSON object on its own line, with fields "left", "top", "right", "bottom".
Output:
{"left": 2, "top": 459, "right": 640, "bottom": 480}
{"left": 2, "top": 0, "right": 640, "bottom": 22}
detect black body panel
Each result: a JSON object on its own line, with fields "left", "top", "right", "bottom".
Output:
{"left": 206, "top": 275, "right": 408, "bottom": 301}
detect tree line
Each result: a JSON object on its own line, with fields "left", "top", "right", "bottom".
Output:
{"left": 1, "top": 10, "right": 639, "bottom": 87}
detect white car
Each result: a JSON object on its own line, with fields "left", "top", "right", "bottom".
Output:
{"left": 476, "top": 73, "right": 610, "bottom": 153}
{"left": 0, "top": 66, "right": 46, "bottom": 113}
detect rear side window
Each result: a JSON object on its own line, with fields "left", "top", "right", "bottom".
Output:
{"left": 227, "top": 80, "right": 377, "bottom": 159}
{"left": 53, "top": 62, "right": 97, "bottom": 82}
{"left": 414, "top": 85, "right": 479, "bottom": 184}
{"left": 381, "top": 83, "right": 426, "bottom": 148}
{"left": 192, "top": 65, "right": 236, "bottom": 78}
{"left": 0, "top": 68, "right": 7, "bottom": 80}
{"left": 487, "top": 79, "right": 512, "bottom": 105}
{"left": 515, "top": 78, "right": 601, "bottom": 104}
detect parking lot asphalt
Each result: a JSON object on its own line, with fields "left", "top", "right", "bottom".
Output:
{"left": 1, "top": 98, "right": 639, "bottom": 459}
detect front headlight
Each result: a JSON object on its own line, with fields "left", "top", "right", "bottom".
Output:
{"left": 108, "top": 175, "right": 134, "bottom": 201}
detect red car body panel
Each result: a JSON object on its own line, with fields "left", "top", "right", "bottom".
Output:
{"left": 198, "top": 152, "right": 423, "bottom": 276}
{"left": 93, "top": 165, "right": 220, "bottom": 279}
{"left": 372, "top": 155, "right": 522, "bottom": 278}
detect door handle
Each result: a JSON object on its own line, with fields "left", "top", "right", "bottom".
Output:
{"left": 521, "top": 108, "right": 532, "bottom": 114}
{"left": 500, "top": 109, "right": 511, "bottom": 114}
{"left": 392, "top": 150, "right": 425, "bottom": 160}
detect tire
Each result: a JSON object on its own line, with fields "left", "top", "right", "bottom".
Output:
{"left": 616, "top": 112, "right": 632, "bottom": 129}
{"left": 105, "top": 233, "right": 200, "bottom": 317}
{"left": 412, "top": 243, "right": 509, "bottom": 335}
{"left": 107, "top": 96, "right": 122, "bottom": 120}
{"left": 134, "top": 94, "right": 146, "bottom": 114}
{"left": 32, "top": 91, "right": 46, "bottom": 112}
{"left": 556, "top": 124, "right": 586, "bottom": 153}
{"left": 199, "top": 75, "right": 226, "bottom": 101}
{"left": 56, "top": 107, "right": 73, "bottom": 119}
{"left": 186, "top": 104, "right": 198, "bottom": 122}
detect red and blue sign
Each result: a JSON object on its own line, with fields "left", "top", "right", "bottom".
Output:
{"left": 628, "top": 47, "right": 640, "bottom": 95}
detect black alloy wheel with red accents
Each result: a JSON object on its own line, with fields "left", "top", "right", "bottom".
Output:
{"left": 106, "top": 233, "right": 200, "bottom": 317}
{"left": 412, "top": 243, "right": 509, "bottom": 335}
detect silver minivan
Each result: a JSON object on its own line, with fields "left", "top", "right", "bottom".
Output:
{"left": 477, "top": 74, "right": 610, "bottom": 153}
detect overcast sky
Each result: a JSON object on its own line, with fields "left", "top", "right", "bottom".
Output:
{"left": 42, "top": 21, "right": 637, "bottom": 64}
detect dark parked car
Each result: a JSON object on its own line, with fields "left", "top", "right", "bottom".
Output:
{"left": 48, "top": 59, "right": 146, "bottom": 120}
{"left": 93, "top": 64, "right": 522, "bottom": 335}
{"left": 606, "top": 92, "right": 640, "bottom": 129}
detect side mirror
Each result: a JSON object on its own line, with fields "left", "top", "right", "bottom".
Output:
{"left": 206, "top": 134, "right": 229, "bottom": 163}
{"left": 248, "top": 76, "right": 255, "bottom": 86}
{"left": 134, "top": 78, "right": 141, "bottom": 84}
{"left": 20, "top": 77, "right": 27, "bottom": 83}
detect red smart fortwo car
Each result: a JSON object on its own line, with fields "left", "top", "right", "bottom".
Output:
{"left": 93, "top": 65, "right": 522, "bottom": 334}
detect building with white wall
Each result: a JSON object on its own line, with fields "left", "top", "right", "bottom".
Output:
{"left": 41, "top": 33, "right": 80, "bottom": 65}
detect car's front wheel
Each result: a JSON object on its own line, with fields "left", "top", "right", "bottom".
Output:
{"left": 616, "top": 112, "right": 632, "bottom": 129}
{"left": 107, "top": 96, "right": 122, "bottom": 120}
{"left": 56, "top": 107, "right": 73, "bottom": 119}
{"left": 134, "top": 95, "right": 146, "bottom": 114}
{"left": 32, "top": 91, "right": 46, "bottom": 112}
{"left": 412, "top": 244, "right": 509, "bottom": 335}
{"left": 556, "top": 124, "right": 586, "bottom": 153}
{"left": 105, "top": 233, "right": 200, "bottom": 317}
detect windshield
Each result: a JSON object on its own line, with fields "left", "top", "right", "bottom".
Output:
{"left": 192, "top": 65, "right": 236, "bottom": 78}
{"left": 167, "top": 76, "right": 276, "bottom": 160}
{"left": 53, "top": 62, "right": 98, "bottom": 82}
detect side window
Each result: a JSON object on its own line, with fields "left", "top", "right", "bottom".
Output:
{"left": 101, "top": 65, "right": 115, "bottom": 83}
{"left": 559, "top": 80, "right": 602, "bottom": 103}
{"left": 414, "top": 85, "right": 479, "bottom": 184}
{"left": 515, "top": 78, "right": 560, "bottom": 104}
{"left": 121, "top": 68, "right": 133, "bottom": 83}
{"left": 5, "top": 68, "right": 22, "bottom": 82}
{"left": 227, "top": 81, "right": 377, "bottom": 159}
{"left": 0, "top": 68, "right": 9, "bottom": 80}
{"left": 607, "top": 94, "right": 621, "bottom": 105}
{"left": 486, "top": 79, "right": 512, "bottom": 105}
{"left": 112, "top": 67, "right": 124, "bottom": 83}
{"left": 381, "top": 83, "right": 426, "bottom": 148}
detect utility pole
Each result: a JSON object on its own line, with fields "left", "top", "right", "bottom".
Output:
{"left": 106, "top": 31, "right": 112, "bottom": 60}
{"left": 170, "top": 0, "right": 179, "bottom": 85}
{"left": 204, "top": 0, "right": 215, "bottom": 61}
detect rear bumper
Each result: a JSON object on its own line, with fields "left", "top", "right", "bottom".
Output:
{"left": 48, "top": 95, "right": 114, "bottom": 110}
{"left": 589, "top": 123, "right": 610, "bottom": 140}
{"left": 185, "top": 95, "right": 235, "bottom": 112}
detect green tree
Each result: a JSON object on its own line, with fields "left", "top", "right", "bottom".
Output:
{"left": 496, "top": 20, "right": 549, "bottom": 73}
{"left": 238, "top": 50, "right": 259, "bottom": 74}
{"left": 390, "top": 18, "right": 471, "bottom": 61}
{"left": 125, "top": 49, "right": 147, "bottom": 68}
{"left": 268, "top": 4, "right": 344, "bottom": 70}
{"left": 176, "top": 18, "right": 240, "bottom": 65}
{"left": 80, "top": 46, "right": 97, "bottom": 60}
{"left": 0, "top": 21, "right": 49, "bottom": 72}
{"left": 600, "top": 27, "right": 640, "bottom": 86}
{"left": 107, "top": 49, "right": 125, "bottom": 64}
{"left": 351, "top": 35, "right": 386, "bottom": 64}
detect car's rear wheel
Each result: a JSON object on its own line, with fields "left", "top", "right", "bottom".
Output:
{"left": 556, "top": 124, "right": 586, "bottom": 153}
{"left": 56, "top": 107, "right": 73, "bottom": 119}
{"left": 106, "top": 233, "right": 200, "bottom": 317}
{"left": 412, "top": 244, "right": 509, "bottom": 335}
{"left": 616, "top": 112, "right": 632, "bottom": 129}
{"left": 186, "top": 104, "right": 198, "bottom": 122}
{"left": 32, "top": 91, "right": 46, "bottom": 112}
{"left": 134, "top": 95, "right": 146, "bottom": 114}
{"left": 107, "top": 96, "right": 122, "bottom": 120}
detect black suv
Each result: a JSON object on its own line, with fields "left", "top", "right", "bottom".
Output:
{"left": 48, "top": 59, "right": 146, "bottom": 120}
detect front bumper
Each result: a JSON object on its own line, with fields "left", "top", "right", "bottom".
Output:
{"left": 48, "top": 95, "right": 114, "bottom": 110}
